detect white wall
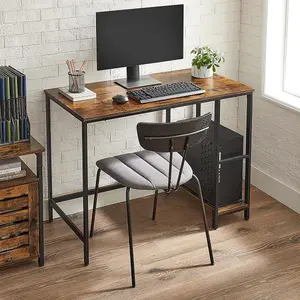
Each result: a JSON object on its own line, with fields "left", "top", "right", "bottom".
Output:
{"left": 0, "top": 0, "right": 241, "bottom": 218}
{"left": 239, "top": 0, "right": 300, "bottom": 213}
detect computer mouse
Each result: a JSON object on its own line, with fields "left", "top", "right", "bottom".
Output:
{"left": 113, "top": 94, "right": 128, "bottom": 104}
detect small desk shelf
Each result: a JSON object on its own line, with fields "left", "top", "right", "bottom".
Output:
{"left": 0, "top": 137, "right": 45, "bottom": 266}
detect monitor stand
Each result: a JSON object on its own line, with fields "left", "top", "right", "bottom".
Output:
{"left": 115, "top": 65, "right": 161, "bottom": 89}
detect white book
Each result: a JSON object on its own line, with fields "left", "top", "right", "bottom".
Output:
{"left": 0, "top": 166, "right": 22, "bottom": 176}
{"left": 58, "top": 87, "right": 97, "bottom": 102}
{"left": 0, "top": 169, "right": 26, "bottom": 182}
{"left": 0, "top": 158, "right": 21, "bottom": 171}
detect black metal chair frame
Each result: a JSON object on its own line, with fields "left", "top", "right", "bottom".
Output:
{"left": 90, "top": 113, "right": 214, "bottom": 288}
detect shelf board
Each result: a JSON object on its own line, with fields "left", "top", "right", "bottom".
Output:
{"left": 183, "top": 186, "right": 248, "bottom": 216}
{"left": 0, "top": 162, "right": 38, "bottom": 190}
{"left": 218, "top": 202, "right": 248, "bottom": 216}
{"left": 0, "top": 137, "right": 44, "bottom": 160}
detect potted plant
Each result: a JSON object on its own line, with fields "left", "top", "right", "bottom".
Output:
{"left": 191, "top": 46, "right": 225, "bottom": 78}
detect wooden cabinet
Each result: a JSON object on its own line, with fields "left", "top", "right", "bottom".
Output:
{"left": 0, "top": 137, "right": 45, "bottom": 266}
{"left": 0, "top": 165, "right": 39, "bottom": 265}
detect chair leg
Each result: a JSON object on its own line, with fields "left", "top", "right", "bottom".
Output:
{"left": 90, "top": 169, "right": 101, "bottom": 237}
{"left": 193, "top": 174, "right": 214, "bottom": 265}
{"left": 126, "top": 187, "right": 136, "bottom": 288}
{"left": 152, "top": 190, "right": 159, "bottom": 221}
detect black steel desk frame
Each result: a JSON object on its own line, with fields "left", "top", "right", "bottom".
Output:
{"left": 45, "top": 92, "right": 253, "bottom": 266}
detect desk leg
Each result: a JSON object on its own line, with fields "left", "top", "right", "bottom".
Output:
{"left": 244, "top": 93, "right": 253, "bottom": 220}
{"left": 166, "top": 108, "right": 171, "bottom": 123}
{"left": 213, "top": 100, "right": 221, "bottom": 230}
{"left": 82, "top": 122, "right": 89, "bottom": 266}
{"left": 46, "top": 95, "right": 53, "bottom": 223}
{"left": 196, "top": 103, "right": 201, "bottom": 117}
{"left": 37, "top": 152, "right": 44, "bottom": 266}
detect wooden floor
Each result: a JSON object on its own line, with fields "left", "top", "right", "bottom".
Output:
{"left": 1, "top": 187, "right": 300, "bottom": 300}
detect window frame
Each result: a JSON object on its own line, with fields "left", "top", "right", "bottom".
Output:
{"left": 263, "top": 0, "right": 300, "bottom": 113}
{"left": 282, "top": 0, "right": 300, "bottom": 98}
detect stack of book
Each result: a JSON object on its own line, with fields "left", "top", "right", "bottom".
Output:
{"left": 0, "top": 66, "right": 30, "bottom": 145}
{"left": 58, "top": 87, "right": 96, "bottom": 102}
{"left": 0, "top": 158, "right": 26, "bottom": 181}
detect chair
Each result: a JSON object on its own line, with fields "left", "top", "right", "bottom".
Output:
{"left": 90, "top": 113, "right": 214, "bottom": 288}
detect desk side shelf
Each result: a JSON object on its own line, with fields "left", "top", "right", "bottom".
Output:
{"left": 184, "top": 187, "right": 249, "bottom": 217}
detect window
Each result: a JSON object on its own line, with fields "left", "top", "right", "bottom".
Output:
{"left": 283, "top": 1, "right": 300, "bottom": 98}
{"left": 264, "top": 0, "right": 300, "bottom": 110}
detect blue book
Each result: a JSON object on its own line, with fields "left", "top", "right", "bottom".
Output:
{"left": 0, "top": 66, "right": 30, "bottom": 144}
{"left": 8, "top": 66, "right": 27, "bottom": 140}
{"left": 0, "top": 75, "right": 6, "bottom": 143}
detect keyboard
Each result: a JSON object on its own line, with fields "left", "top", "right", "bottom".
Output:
{"left": 127, "top": 82, "right": 206, "bottom": 104}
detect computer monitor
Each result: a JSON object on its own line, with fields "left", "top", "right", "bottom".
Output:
{"left": 96, "top": 5, "right": 184, "bottom": 89}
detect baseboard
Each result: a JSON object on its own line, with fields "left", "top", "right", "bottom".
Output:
{"left": 43, "top": 188, "right": 154, "bottom": 221}
{"left": 251, "top": 166, "right": 300, "bottom": 214}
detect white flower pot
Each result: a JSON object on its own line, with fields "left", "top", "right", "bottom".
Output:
{"left": 191, "top": 65, "right": 213, "bottom": 78}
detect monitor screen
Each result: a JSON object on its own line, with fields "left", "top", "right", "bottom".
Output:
{"left": 96, "top": 5, "right": 184, "bottom": 71}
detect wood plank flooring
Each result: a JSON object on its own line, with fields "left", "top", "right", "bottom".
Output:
{"left": 0, "top": 187, "right": 300, "bottom": 300}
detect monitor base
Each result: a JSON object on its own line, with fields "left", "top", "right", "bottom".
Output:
{"left": 115, "top": 75, "right": 161, "bottom": 89}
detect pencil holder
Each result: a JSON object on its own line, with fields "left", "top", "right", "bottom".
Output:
{"left": 69, "top": 71, "right": 85, "bottom": 93}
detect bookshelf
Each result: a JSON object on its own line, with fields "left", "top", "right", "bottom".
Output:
{"left": 0, "top": 136, "right": 45, "bottom": 266}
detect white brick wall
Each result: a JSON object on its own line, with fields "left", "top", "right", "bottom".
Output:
{"left": 0, "top": 0, "right": 22, "bottom": 12}
{"left": 4, "top": 9, "right": 41, "bottom": 23}
{"left": 239, "top": 0, "right": 300, "bottom": 210}
{"left": 0, "top": 0, "right": 241, "bottom": 218}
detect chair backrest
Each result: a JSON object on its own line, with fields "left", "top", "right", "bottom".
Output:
{"left": 137, "top": 113, "right": 212, "bottom": 192}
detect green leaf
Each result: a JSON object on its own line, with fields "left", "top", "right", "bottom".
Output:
{"left": 191, "top": 45, "right": 225, "bottom": 69}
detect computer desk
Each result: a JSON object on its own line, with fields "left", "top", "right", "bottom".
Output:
{"left": 44, "top": 69, "right": 254, "bottom": 266}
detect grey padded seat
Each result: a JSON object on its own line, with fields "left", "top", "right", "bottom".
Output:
{"left": 96, "top": 150, "right": 193, "bottom": 190}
